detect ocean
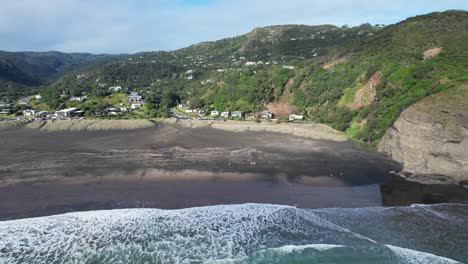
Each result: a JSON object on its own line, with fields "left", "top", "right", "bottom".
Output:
{"left": 1, "top": 203, "right": 467, "bottom": 263}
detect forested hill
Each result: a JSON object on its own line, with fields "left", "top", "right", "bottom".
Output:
{"left": 2, "top": 10, "right": 467, "bottom": 145}
{"left": 0, "top": 51, "right": 123, "bottom": 96}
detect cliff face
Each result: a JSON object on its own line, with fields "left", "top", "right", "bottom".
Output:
{"left": 378, "top": 85, "right": 468, "bottom": 184}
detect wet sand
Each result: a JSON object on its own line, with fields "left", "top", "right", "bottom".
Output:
{"left": 0, "top": 122, "right": 466, "bottom": 220}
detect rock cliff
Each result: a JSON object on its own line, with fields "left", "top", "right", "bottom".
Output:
{"left": 378, "top": 85, "right": 468, "bottom": 184}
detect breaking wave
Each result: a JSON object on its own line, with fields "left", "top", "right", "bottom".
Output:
{"left": 0, "top": 203, "right": 467, "bottom": 263}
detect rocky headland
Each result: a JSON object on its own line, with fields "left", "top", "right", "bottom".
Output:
{"left": 379, "top": 85, "right": 468, "bottom": 185}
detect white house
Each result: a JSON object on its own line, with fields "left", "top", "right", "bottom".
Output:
{"left": 109, "top": 86, "right": 122, "bottom": 92}
{"left": 220, "top": 112, "right": 230, "bottom": 118}
{"left": 185, "top": 109, "right": 199, "bottom": 113}
{"left": 55, "top": 108, "right": 77, "bottom": 118}
{"left": 35, "top": 94, "right": 42, "bottom": 100}
{"left": 128, "top": 92, "right": 142, "bottom": 102}
{"left": 231, "top": 111, "right": 245, "bottom": 118}
{"left": 262, "top": 110, "right": 273, "bottom": 119}
{"left": 131, "top": 102, "right": 143, "bottom": 109}
{"left": 210, "top": 110, "right": 220, "bottom": 116}
{"left": 120, "top": 107, "right": 132, "bottom": 112}
{"left": 23, "top": 109, "right": 37, "bottom": 116}
{"left": 70, "top": 97, "right": 84, "bottom": 102}
{"left": 245, "top": 62, "right": 256, "bottom": 66}
{"left": 0, "top": 109, "right": 10, "bottom": 115}
{"left": 289, "top": 114, "right": 304, "bottom": 121}
{"left": 18, "top": 98, "right": 31, "bottom": 105}
{"left": 36, "top": 111, "right": 48, "bottom": 117}
{"left": 283, "top": 66, "right": 295, "bottom": 70}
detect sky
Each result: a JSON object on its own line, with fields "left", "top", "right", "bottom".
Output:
{"left": 0, "top": 0, "right": 466, "bottom": 54}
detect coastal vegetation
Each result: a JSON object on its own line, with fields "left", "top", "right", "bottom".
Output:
{"left": 1, "top": 10, "right": 467, "bottom": 146}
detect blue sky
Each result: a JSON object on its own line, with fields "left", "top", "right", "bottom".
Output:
{"left": 0, "top": 0, "right": 466, "bottom": 54}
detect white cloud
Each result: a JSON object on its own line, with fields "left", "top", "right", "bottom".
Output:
{"left": 0, "top": 0, "right": 466, "bottom": 53}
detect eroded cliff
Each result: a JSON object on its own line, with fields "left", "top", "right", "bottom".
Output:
{"left": 378, "top": 85, "right": 468, "bottom": 184}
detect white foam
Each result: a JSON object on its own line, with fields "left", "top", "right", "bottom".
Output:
{"left": 0, "top": 203, "right": 466, "bottom": 264}
{"left": 264, "top": 243, "right": 345, "bottom": 253}
{"left": 387, "top": 245, "right": 462, "bottom": 264}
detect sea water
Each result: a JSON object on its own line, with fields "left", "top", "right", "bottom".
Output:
{"left": 0, "top": 203, "right": 467, "bottom": 263}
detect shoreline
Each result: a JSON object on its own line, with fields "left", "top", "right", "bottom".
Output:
{"left": 1, "top": 118, "right": 349, "bottom": 142}
{"left": 1, "top": 171, "right": 467, "bottom": 221}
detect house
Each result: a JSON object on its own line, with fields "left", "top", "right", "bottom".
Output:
{"left": 245, "top": 62, "right": 256, "bottom": 66}
{"left": 0, "top": 104, "right": 10, "bottom": 108}
{"left": 109, "top": 86, "right": 122, "bottom": 92}
{"left": 185, "top": 109, "right": 198, "bottom": 113}
{"left": 128, "top": 92, "right": 142, "bottom": 102}
{"left": 55, "top": 108, "right": 77, "bottom": 118}
{"left": 23, "top": 109, "right": 37, "bottom": 116}
{"left": 231, "top": 111, "right": 245, "bottom": 118}
{"left": 70, "top": 97, "right": 84, "bottom": 102}
{"left": 71, "top": 110, "right": 85, "bottom": 117}
{"left": 0, "top": 109, "right": 11, "bottom": 115}
{"left": 262, "top": 110, "right": 273, "bottom": 119}
{"left": 187, "top": 75, "right": 193, "bottom": 80}
{"left": 210, "top": 110, "right": 220, "bottom": 116}
{"left": 289, "top": 114, "right": 304, "bottom": 121}
{"left": 120, "top": 107, "right": 132, "bottom": 112}
{"left": 106, "top": 107, "right": 120, "bottom": 115}
{"left": 36, "top": 111, "right": 49, "bottom": 117}
{"left": 60, "top": 91, "right": 69, "bottom": 98}
{"left": 178, "top": 103, "right": 187, "bottom": 108}
{"left": 35, "top": 94, "right": 42, "bottom": 100}
{"left": 283, "top": 66, "right": 295, "bottom": 70}
{"left": 220, "top": 112, "right": 230, "bottom": 118}
{"left": 131, "top": 101, "right": 143, "bottom": 109}
{"left": 18, "top": 98, "right": 31, "bottom": 105}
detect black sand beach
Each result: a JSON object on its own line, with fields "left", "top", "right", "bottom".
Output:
{"left": 0, "top": 122, "right": 466, "bottom": 220}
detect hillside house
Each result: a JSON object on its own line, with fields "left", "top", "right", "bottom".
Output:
{"left": 106, "top": 108, "right": 120, "bottom": 115}
{"left": 131, "top": 101, "right": 143, "bottom": 109}
{"left": 120, "top": 107, "right": 132, "bottom": 112}
{"left": 35, "top": 94, "right": 42, "bottom": 100}
{"left": 128, "top": 92, "right": 143, "bottom": 102}
{"left": 109, "top": 86, "right": 122, "bottom": 92}
{"left": 220, "top": 112, "right": 230, "bottom": 118}
{"left": 70, "top": 97, "right": 84, "bottom": 102}
{"left": 0, "top": 109, "right": 10, "bottom": 115}
{"left": 262, "top": 110, "right": 273, "bottom": 119}
{"left": 289, "top": 114, "right": 304, "bottom": 121}
{"left": 18, "top": 98, "right": 31, "bottom": 105}
{"left": 210, "top": 110, "right": 220, "bottom": 116}
{"left": 231, "top": 111, "right": 245, "bottom": 118}
{"left": 36, "top": 111, "right": 49, "bottom": 117}
{"left": 55, "top": 108, "right": 77, "bottom": 118}
{"left": 23, "top": 109, "right": 37, "bottom": 116}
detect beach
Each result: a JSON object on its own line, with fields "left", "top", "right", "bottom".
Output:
{"left": 1, "top": 120, "right": 466, "bottom": 220}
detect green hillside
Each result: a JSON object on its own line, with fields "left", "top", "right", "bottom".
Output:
{"left": 2, "top": 10, "right": 467, "bottom": 146}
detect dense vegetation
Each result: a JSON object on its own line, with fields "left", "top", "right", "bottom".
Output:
{"left": 1, "top": 10, "right": 467, "bottom": 146}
